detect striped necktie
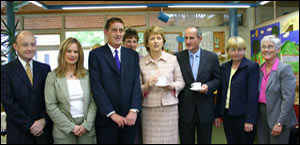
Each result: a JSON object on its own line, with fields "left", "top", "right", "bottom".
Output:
{"left": 26, "top": 63, "right": 33, "bottom": 85}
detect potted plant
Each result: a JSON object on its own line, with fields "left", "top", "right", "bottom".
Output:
{"left": 1, "top": 19, "right": 18, "bottom": 64}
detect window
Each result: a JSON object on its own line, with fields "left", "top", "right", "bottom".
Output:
{"left": 276, "top": 1, "right": 299, "bottom": 18}
{"left": 35, "top": 34, "right": 60, "bottom": 46}
{"left": 34, "top": 49, "right": 91, "bottom": 70}
{"left": 149, "top": 13, "right": 244, "bottom": 27}
{"left": 65, "top": 31, "right": 104, "bottom": 47}
{"left": 255, "top": 2, "right": 274, "bottom": 25}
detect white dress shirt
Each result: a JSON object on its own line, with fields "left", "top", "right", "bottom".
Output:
{"left": 108, "top": 43, "right": 121, "bottom": 62}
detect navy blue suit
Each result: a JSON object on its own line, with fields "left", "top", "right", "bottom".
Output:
{"left": 1, "top": 58, "right": 53, "bottom": 144}
{"left": 89, "top": 44, "right": 142, "bottom": 144}
{"left": 216, "top": 57, "right": 259, "bottom": 144}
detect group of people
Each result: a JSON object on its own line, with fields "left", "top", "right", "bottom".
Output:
{"left": 1, "top": 17, "right": 297, "bottom": 144}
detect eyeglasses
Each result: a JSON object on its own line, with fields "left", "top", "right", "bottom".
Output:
{"left": 261, "top": 45, "right": 275, "bottom": 50}
{"left": 229, "top": 48, "right": 244, "bottom": 52}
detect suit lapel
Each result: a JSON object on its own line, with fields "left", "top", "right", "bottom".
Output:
{"left": 103, "top": 45, "right": 120, "bottom": 74}
{"left": 223, "top": 63, "right": 231, "bottom": 86}
{"left": 121, "top": 47, "right": 129, "bottom": 77}
{"left": 32, "top": 61, "right": 39, "bottom": 87}
{"left": 196, "top": 49, "right": 206, "bottom": 81}
{"left": 259, "top": 63, "right": 264, "bottom": 89}
{"left": 182, "top": 50, "right": 194, "bottom": 80}
{"left": 14, "top": 59, "right": 33, "bottom": 88}
{"left": 80, "top": 76, "right": 89, "bottom": 115}
{"left": 57, "top": 76, "right": 70, "bottom": 102}
{"left": 266, "top": 62, "right": 281, "bottom": 91}
{"left": 266, "top": 71, "right": 276, "bottom": 91}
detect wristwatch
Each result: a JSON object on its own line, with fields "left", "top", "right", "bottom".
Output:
{"left": 277, "top": 123, "right": 282, "bottom": 126}
{"left": 129, "top": 109, "right": 139, "bottom": 113}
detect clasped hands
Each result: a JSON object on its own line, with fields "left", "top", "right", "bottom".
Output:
{"left": 110, "top": 111, "right": 137, "bottom": 128}
{"left": 30, "top": 118, "right": 46, "bottom": 137}
{"left": 72, "top": 125, "right": 87, "bottom": 137}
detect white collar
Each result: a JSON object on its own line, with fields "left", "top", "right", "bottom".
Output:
{"left": 18, "top": 57, "right": 33, "bottom": 70}
{"left": 108, "top": 43, "right": 122, "bottom": 55}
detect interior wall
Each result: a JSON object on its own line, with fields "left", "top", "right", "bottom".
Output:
{"left": 2, "top": 8, "right": 298, "bottom": 61}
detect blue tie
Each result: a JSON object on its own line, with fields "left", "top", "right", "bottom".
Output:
{"left": 114, "top": 50, "right": 121, "bottom": 71}
{"left": 191, "top": 55, "right": 198, "bottom": 81}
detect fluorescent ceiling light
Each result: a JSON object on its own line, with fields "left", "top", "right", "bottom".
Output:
{"left": 29, "top": 1, "right": 44, "bottom": 8}
{"left": 259, "top": 1, "right": 271, "bottom": 5}
{"left": 168, "top": 5, "right": 251, "bottom": 8}
{"left": 62, "top": 6, "right": 147, "bottom": 10}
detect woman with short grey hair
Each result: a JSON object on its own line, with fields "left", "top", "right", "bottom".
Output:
{"left": 257, "top": 35, "right": 297, "bottom": 144}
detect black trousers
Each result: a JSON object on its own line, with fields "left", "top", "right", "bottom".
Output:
{"left": 179, "top": 107, "right": 212, "bottom": 144}
{"left": 96, "top": 125, "right": 137, "bottom": 144}
{"left": 223, "top": 110, "right": 256, "bottom": 144}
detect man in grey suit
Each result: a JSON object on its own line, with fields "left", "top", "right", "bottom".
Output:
{"left": 176, "top": 26, "right": 221, "bottom": 144}
{"left": 257, "top": 35, "right": 297, "bottom": 144}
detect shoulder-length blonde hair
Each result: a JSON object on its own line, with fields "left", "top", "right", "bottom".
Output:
{"left": 143, "top": 25, "right": 166, "bottom": 52}
{"left": 55, "top": 37, "right": 87, "bottom": 78}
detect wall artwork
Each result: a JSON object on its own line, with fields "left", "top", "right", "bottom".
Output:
{"left": 250, "top": 22, "right": 280, "bottom": 64}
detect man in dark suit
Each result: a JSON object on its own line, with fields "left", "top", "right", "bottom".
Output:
{"left": 176, "top": 26, "right": 221, "bottom": 144}
{"left": 89, "top": 17, "right": 142, "bottom": 144}
{"left": 1, "top": 31, "right": 53, "bottom": 144}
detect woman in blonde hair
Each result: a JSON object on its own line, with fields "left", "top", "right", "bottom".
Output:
{"left": 215, "top": 36, "right": 259, "bottom": 144}
{"left": 45, "top": 37, "right": 97, "bottom": 144}
{"left": 139, "top": 26, "right": 185, "bottom": 144}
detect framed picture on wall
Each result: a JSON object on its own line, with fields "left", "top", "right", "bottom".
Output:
{"left": 164, "top": 32, "right": 183, "bottom": 54}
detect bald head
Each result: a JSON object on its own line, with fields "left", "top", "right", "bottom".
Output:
{"left": 13, "top": 31, "right": 37, "bottom": 62}
{"left": 15, "top": 31, "right": 36, "bottom": 44}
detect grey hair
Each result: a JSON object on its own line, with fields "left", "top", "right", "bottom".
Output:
{"left": 187, "top": 26, "right": 202, "bottom": 38}
{"left": 261, "top": 35, "right": 281, "bottom": 50}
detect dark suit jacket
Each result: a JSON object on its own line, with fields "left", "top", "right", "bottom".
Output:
{"left": 88, "top": 44, "right": 142, "bottom": 128}
{"left": 1, "top": 58, "right": 52, "bottom": 144}
{"left": 216, "top": 57, "right": 259, "bottom": 124}
{"left": 176, "top": 49, "right": 221, "bottom": 124}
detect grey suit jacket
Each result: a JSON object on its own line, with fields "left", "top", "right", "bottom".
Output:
{"left": 259, "top": 61, "right": 297, "bottom": 128}
{"left": 45, "top": 71, "right": 97, "bottom": 138}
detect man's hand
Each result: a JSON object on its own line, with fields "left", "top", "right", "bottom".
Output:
{"left": 30, "top": 118, "right": 46, "bottom": 136}
{"left": 199, "top": 84, "right": 208, "bottom": 94}
{"left": 125, "top": 111, "right": 137, "bottom": 126}
{"left": 111, "top": 113, "right": 127, "bottom": 128}
{"left": 214, "top": 118, "right": 221, "bottom": 128}
{"left": 244, "top": 123, "right": 254, "bottom": 132}
{"left": 272, "top": 124, "right": 283, "bottom": 136}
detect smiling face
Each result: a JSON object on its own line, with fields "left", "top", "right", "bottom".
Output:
{"left": 13, "top": 31, "right": 37, "bottom": 62}
{"left": 64, "top": 43, "right": 79, "bottom": 66}
{"left": 261, "top": 40, "right": 279, "bottom": 62}
{"left": 147, "top": 33, "right": 164, "bottom": 53}
{"left": 124, "top": 37, "right": 138, "bottom": 50}
{"left": 105, "top": 22, "right": 125, "bottom": 49}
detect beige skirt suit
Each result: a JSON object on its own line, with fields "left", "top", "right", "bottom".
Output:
{"left": 140, "top": 52, "right": 185, "bottom": 144}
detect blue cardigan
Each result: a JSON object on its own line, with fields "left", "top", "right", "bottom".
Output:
{"left": 216, "top": 57, "right": 259, "bottom": 124}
